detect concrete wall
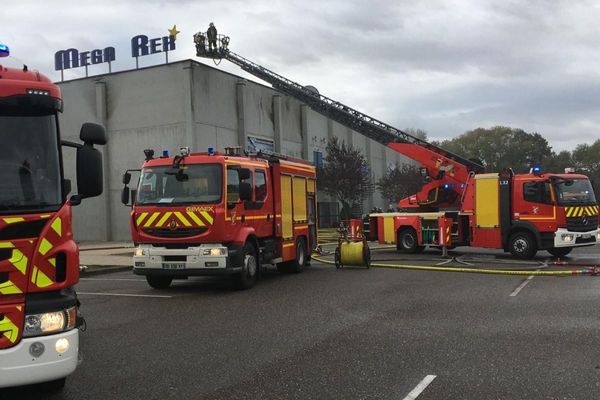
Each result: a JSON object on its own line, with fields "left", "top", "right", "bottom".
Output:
{"left": 58, "top": 60, "right": 414, "bottom": 241}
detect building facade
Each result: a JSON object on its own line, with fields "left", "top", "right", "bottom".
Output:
{"left": 58, "top": 60, "right": 412, "bottom": 241}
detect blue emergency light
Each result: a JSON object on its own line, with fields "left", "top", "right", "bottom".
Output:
{"left": 0, "top": 44, "right": 10, "bottom": 57}
{"left": 208, "top": 147, "right": 215, "bottom": 155}
{"left": 532, "top": 165, "right": 542, "bottom": 174}
{"left": 443, "top": 183, "right": 453, "bottom": 189}
{"left": 162, "top": 150, "right": 169, "bottom": 158}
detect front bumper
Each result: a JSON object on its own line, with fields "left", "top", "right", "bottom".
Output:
{"left": 132, "top": 244, "right": 243, "bottom": 277}
{"left": 0, "top": 329, "right": 79, "bottom": 388}
{"left": 554, "top": 227, "right": 600, "bottom": 247}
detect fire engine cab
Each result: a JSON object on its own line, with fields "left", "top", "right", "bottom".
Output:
{"left": 0, "top": 44, "right": 106, "bottom": 390}
{"left": 122, "top": 147, "right": 317, "bottom": 289}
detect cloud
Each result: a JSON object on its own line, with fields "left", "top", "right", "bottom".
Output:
{"left": 3, "top": 0, "right": 600, "bottom": 151}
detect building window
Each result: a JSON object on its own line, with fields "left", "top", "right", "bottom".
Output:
{"left": 313, "top": 150, "right": 323, "bottom": 169}
{"left": 247, "top": 136, "right": 274, "bottom": 153}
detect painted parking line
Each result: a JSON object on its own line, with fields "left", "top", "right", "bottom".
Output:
{"left": 510, "top": 275, "right": 535, "bottom": 297}
{"left": 77, "top": 292, "right": 172, "bottom": 298}
{"left": 403, "top": 375, "right": 437, "bottom": 400}
{"left": 80, "top": 278, "right": 146, "bottom": 282}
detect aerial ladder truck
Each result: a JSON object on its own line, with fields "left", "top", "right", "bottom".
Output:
{"left": 193, "top": 31, "right": 600, "bottom": 259}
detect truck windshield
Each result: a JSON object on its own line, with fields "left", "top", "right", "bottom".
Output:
{"left": 554, "top": 179, "right": 597, "bottom": 206}
{"left": 136, "top": 164, "right": 222, "bottom": 205}
{"left": 0, "top": 114, "right": 62, "bottom": 214}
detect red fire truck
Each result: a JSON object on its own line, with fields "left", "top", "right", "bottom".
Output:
{"left": 122, "top": 147, "right": 317, "bottom": 289}
{"left": 194, "top": 33, "right": 599, "bottom": 260}
{"left": 0, "top": 45, "right": 106, "bottom": 390}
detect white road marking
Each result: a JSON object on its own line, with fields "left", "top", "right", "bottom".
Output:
{"left": 77, "top": 292, "right": 172, "bottom": 298}
{"left": 80, "top": 278, "right": 146, "bottom": 282}
{"left": 403, "top": 375, "right": 437, "bottom": 400}
{"left": 510, "top": 275, "right": 535, "bottom": 297}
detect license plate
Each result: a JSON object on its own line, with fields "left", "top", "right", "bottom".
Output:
{"left": 582, "top": 234, "right": 591, "bottom": 239}
{"left": 162, "top": 263, "right": 185, "bottom": 270}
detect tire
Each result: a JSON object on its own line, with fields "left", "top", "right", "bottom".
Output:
{"left": 38, "top": 377, "right": 66, "bottom": 393}
{"left": 233, "top": 242, "right": 258, "bottom": 290}
{"left": 509, "top": 231, "right": 537, "bottom": 259}
{"left": 397, "top": 228, "right": 424, "bottom": 254}
{"left": 547, "top": 247, "right": 573, "bottom": 258}
{"left": 146, "top": 275, "right": 172, "bottom": 289}
{"left": 277, "top": 238, "right": 307, "bottom": 274}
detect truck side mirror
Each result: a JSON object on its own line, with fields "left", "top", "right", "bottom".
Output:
{"left": 80, "top": 123, "right": 107, "bottom": 145}
{"left": 123, "top": 172, "right": 131, "bottom": 185}
{"left": 75, "top": 144, "right": 103, "bottom": 200}
{"left": 239, "top": 182, "right": 252, "bottom": 201}
{"left": 121, "top": 186, "right": 130, "bottom": 205}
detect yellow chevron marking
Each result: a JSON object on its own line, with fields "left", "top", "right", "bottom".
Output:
{"left": 16, "top": 306, "right": 22, "bottom": 312}
{"left": 186, "top": 211, "right": 205, "bottom": 227}
{"left": 174, "top": 212, "right": 192, "bottom": 227}
{"left": 3, "top": 217, "right": 24, "bottom": 224}
{"left": 31, "top": 266, "right": 53, "bottom": 288}
{"left": 9, "top": 249, "right": 27, "bottom": 275}
{"left": 38, "top": 238, "right": 53, "bottom": 256}
{"left": 155, "top": 212, "right": 172, "bottom": 228}
{"left": 143, "top": 212, "right": 161, "bottom": 228}
{"left": 200, "top": 211, "right": 214, "bottom": 225}
{"left": 0, "top": 280, "right": 22, "bottom": 295}
{"left": 51, "top": 217, "right": 62, "bottom": 237}
{"left": 136, "top": 212, "right": 148, "bottom": 227}
{"left": 0, "top": 242, "right": 14, "bottom": 249}
{"left": 49, "top": 258, "right": 56, "bottom": 267}
{"left": 0, "top": 316, "right": 19, "bottom": 343}
{"left": 578, "top": 208, "right": 584, "bottom": 217}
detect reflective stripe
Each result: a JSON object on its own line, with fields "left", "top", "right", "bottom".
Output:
{"left": 143, "top": 212, "right": 161, "bottom": 228}
{"left": 136, "top": 212, "right": 149, "bottom": 227}
{"left": 174, "top": 212, "right": 192, "bottom": 227}
{"left": 51, "top": 217, "right": 62, "bottom": 237}
{"left": 0, "top": 242, "right": 14, "bottom": 249}
{"left": 3, "top": 217, "right": 24, "bottom": 224}
{"left": 155, "top": 212, "right": 172, "bottom": 228}
{"left": 0, "top": 281, "right": 22, "bottom": 295}
{"left": 0, "top": 315, "right": 19, "bottom": 343}
{"left": 186, "top": 211, "right": 205, "bottom": 227}
{"left": 200, "top": 211, "right": 214, "bottom": 225}
{"left": 38, "top": 238, "right": 53, "bottom": 256}
{"left": 31, "top": 266, "right": 53, "bottom": 288}
{"left": 9, "top": 249, "right": 27, "bottom": 275}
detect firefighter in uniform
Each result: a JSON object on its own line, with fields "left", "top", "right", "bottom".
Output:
{"left": 207, "top": 22, "right": 218, "bottom": 51}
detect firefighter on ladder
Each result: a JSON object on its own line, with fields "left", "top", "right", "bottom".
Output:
{"left": 207, "top": 22, "right": 218, "bottom": 51}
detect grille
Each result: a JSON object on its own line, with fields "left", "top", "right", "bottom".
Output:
{"left": 566, "top": 217, "right": 598, "bottom": 232}
{"left": 142, "top": 227, "right": 207, "bottom": 238}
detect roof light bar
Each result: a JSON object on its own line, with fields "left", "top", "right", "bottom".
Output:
{"left": 0, "top": 44, "right": 9, "bottom": 57}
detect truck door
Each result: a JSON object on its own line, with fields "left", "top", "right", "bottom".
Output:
{"left": 251, "top": 168, "right": 274, "bottom": 238}
{"left": 516, "top": 180, "right": 555, "bottom": 223}
{"left": 226, "top": 165, "right": 248, "bottom": 241}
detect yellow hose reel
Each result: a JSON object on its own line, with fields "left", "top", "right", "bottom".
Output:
{"left": 335, "top": 241, "right": 371, "bottom": 269}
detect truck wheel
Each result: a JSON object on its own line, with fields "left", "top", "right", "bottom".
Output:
{"left": 146, "top": 275, "right": 172, "bottom": 289}
{"left": 277, "top": 238, "right": 306, "bottom": 274}
{"left": 547, "top": 247, "right": 572, "bottom": 258}
{"left": 509, "top": 231, "right": 537, "bottom": 259}
{"left": 233, "top": 243, "right": 258, "bottom": 290}
{"left": 397, "top": 228, "right": 424, "bottom": 254}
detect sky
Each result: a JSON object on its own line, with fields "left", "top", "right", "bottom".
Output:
{"left": 3, "top": 0, "right": 600, "bottom": 152}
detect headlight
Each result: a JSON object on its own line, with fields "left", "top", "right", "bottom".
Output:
{"left": 203, "top": 247, "right": 227, "bottom": 256}
{"left": 23, "top": 307, "right": 77, "bottom": 338}
{"left": 135, "top": 248, "right": 147, "bottom": 257}
{"left": 596, "top": 232, "right": 600, "bottom": 240}
{"left": 562, "top": 234, "right": 574, "bottom": 242}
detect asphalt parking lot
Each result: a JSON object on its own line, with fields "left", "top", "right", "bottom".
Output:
{"left": 5, "top": 246, "right": 600, "bottom": 399}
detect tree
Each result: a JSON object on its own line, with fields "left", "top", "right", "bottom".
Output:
{"left": 377, "top": 162, "right": 423, "bottom": 207}
{"left": 405, "top": 128, "right": 428, "bottom": 141}
{"left": 318, "top": 137, "right": 371, "bottom": 220}
{"left": 438, "top": 126, "right": 554, "bottom": 173}
{"left": 572, "top": 140, "right": 600, "bottom": 193}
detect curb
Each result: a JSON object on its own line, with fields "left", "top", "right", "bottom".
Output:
{"left": 80, "top": 265, "right": 132, "bottom": 276}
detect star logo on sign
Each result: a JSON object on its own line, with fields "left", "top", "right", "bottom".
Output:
{"left": 169, "top": 25, "right": 180, "bottom": 40}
